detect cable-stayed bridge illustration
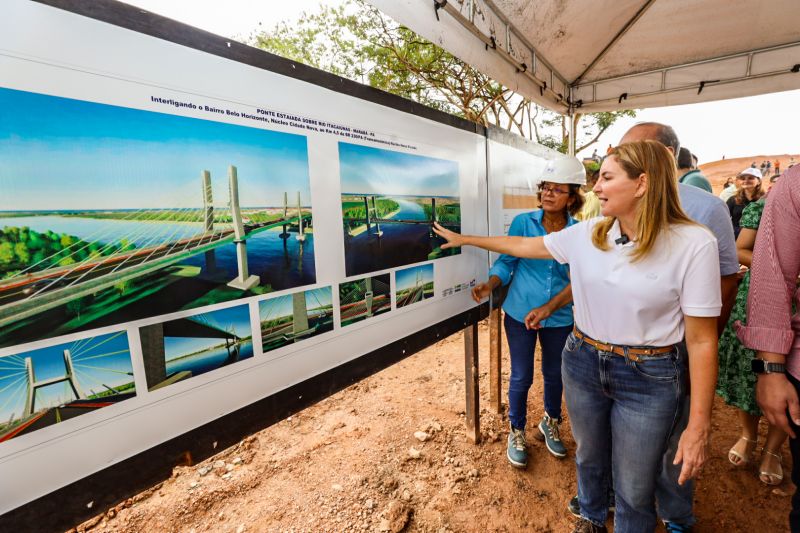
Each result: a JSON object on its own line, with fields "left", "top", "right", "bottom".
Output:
{"left": 340, "top": 192, "right": 460, "bottom": 277}
{"left": 339, "top": 275, "right": 391, "bottom": 326}
{"left": 342, "top": 195, "right": 460, "bottom": 239}
{"left": 0, "top": 165, "right": 312, "bottom": 329}
{"left": 0, "top": 331, "right": 135, "bottom": 443}
{"left": 259, "top": 287, "right": 334, "bottom": 352}
{"left": 397, "top": 270, "right": 427, "bottom": 307}
{"left": 140, "top": 311, "right": 250, "bottom": 391}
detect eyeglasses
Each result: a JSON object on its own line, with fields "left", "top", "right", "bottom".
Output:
{"left": 539, "top": 184, "right": 570, "bottom": 195}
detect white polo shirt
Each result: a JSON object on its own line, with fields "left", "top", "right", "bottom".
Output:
{"left": 543, "top": 218, "right": 721, "bottom": 346}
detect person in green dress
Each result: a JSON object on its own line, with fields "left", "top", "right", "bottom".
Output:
{"left": 717, "top": 197, "right": 787, "bottom": 485}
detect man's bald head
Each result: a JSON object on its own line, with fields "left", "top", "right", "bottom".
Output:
{"left": 619, "top": 122, "right": 680, "bottom": 155}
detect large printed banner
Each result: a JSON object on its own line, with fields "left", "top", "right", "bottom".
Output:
{"left": 0, "top": 0, "right": 487, "bottom": 512}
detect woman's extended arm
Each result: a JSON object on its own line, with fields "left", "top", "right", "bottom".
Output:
{"left": 432, "top": 222, "right": 553, "bottom": 259}
{"left": 674, "top": 315, "right": 718, "bottom": 485}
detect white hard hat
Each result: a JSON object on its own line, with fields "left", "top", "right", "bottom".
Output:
{"left": 738, "top": 167, "right": 762, "bottom": 179}
{"left": 540, "top": 156, "right": 586, "bottom": 186}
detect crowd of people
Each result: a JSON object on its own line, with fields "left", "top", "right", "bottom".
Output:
{"left": 434, "top": 123, "right": 800, "bottom": 533}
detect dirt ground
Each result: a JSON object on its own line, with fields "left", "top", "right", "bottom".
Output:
{"left": 699, "top": 154, "right": 799, "bottom": 194}
{"left": 73, "top": 319, "right": 793, "bottom": 533}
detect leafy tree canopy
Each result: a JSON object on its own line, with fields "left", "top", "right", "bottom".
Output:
{"left": 251, "top": 0, "right": 635, "bottom": 153}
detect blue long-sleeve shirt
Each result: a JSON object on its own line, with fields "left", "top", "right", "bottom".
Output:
{"left": 488, "top": 210, "right": 576, "bottom": 327}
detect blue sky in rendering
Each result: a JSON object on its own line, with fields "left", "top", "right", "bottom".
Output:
{"left": 0, "top": 331, "right": 133, "bottom": 422}
{"left": 0, "top": 87, "right": 311, "bottom": 210}
{"left": 259, "top": 287, "right": 332, "bottom": 321}
{"left": 339, "top": 142, "right": 459, "bottom": 197}
{"left": 164, "top": 304, "right": 252, "bottom": 361}
{"left": 395, "top": 263, "right": 434, "bottom": 292}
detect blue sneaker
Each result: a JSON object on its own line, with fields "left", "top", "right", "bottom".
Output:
{"left": 537, "top": 414, "right": 567, "bottom": 458}
{"left": 507, "top": 425, "right": 528, "bottom": 468}
{"left": 664, "top": 522, "right": 692, "bottom": 533}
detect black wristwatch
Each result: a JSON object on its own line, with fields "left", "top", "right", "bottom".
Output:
{"left": 751, "top": 359, "right": 787, "bottom": 374}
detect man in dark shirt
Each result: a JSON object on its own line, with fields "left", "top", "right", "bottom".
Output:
{"left": 677, "top": 147, "right": 712, "bottom": 193}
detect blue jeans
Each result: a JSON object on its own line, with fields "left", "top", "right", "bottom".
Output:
{"left": 655, "top": 377, "right": 695, "bottom": 525}
{"left": 787, "top": 372, "right": 800, "bottom": 532}
{"left": 504, "top": 314, "right": 571, "bottom": 429}
{"left": 562, "top": 332, "right": 687, "bottom": 533}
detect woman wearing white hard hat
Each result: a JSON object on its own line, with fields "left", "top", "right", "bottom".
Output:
{"left": 471, "top": 155, "right": 584, "bottom": 468}
{"left": 726, "top": 167, "right": 764, "bottom": 239}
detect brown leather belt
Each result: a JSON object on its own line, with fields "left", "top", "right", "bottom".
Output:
{"left": 573, "top": 328, "right": 674, "bottom": 363}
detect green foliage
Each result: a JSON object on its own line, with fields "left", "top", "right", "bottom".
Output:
{"left": 342, "top": 198, "right": 399, "bottom": 230}
{"left": 421, "top": 202, "right": 460, "bottom": 224}
{"left": 114, "top": 279, "right": 132, "bottom": 295}
{"left": 90, "top": 381, "right": 135, "bottom": 398}
{"left": 584, "top": 161, "right": 601, "bottom": 173}
{"left": 251, "top": 1, "right": 635, "bottom": 153}
{"left": 0, "top": 242, "right": 14, "bottom": 266}
{"left": 0, "top": 226, "right": 137, "bottom": 278}
{"left": 66, "top": 210, "right": 217, "bottom": 223}
{"left": 66, "top": 295, "right": 91, "bottom": 318}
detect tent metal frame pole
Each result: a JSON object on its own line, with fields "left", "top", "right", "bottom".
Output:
{"left": 480, "top": 0, "right": 568, "bottom": 87}
{"left": 433, "top": 0, "right": 569, "bottom": 110}
{"left": 567, "top": 111, "right": 576, "bottom": 156}
{"left": 566, "top": 87, "right": 576, "bottom": 156}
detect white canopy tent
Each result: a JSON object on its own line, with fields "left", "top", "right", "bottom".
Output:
{"left": 367, "top": 0, "right": 800, "bottom": 122}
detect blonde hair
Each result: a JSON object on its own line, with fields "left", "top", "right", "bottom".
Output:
{"left": 591, "top": 140, "right": 694, "bottom": 261}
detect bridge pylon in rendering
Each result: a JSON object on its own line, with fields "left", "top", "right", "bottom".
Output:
{"left": 280, "top": 191, "right": 291, "bottom": 240}
{"left": 227, "top": 165, "right": 261, "bottom": 290}
{"left": 202, "top": 170, "right": 218, "bottom": 272}
{"left": 23, "top": 349, "right": 86, "bottom": 417}
{"left": 292, "top": 291, "right": 312, "bottom": 336}
{"left": 361, "top": 195, "right": 383, "bottom": 238}
{"left": 296, "top": 192, "right": 306, "bottom": 242}
{"left": 364, "top": 276, "right": 374, "bottom": 317}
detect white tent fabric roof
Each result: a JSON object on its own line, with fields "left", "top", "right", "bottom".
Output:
{"left": 367, "top": 0, "right": 800, "bottom": 113}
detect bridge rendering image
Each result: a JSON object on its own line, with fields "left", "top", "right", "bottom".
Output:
{"left": 0, "top": 87, "right": 316, "bottom": 349}
{"left": 259, "top": 286, "right": 334, "bottom": 355}
{"left": 339, "top": 142, "right": 460, "bottom": 277}
{"left": 339, "top": 274, "right": 392, "bottom": 327}
{"left": 139, "top": 304, "right": 253, "bottom": 392}
{"left": 395, "top": 263, "right": 434, "bottom": 308}
{"left": 0, "top": 331, "right": 135, "bottom": 444}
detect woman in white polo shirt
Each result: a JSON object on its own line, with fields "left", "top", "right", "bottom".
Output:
{"left": 434, "top": 140, "right": 720, "bottom": 533}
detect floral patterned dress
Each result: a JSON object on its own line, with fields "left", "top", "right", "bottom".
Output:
{"left": 716, "top": 198, "right": 765, "bottom": 415}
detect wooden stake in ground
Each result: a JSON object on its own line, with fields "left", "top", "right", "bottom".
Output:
{"left": 464, "top": 322, "right": 480, "bottom": 443}
{"left": 488, "top": 307, "right": 502, "bottom": 414}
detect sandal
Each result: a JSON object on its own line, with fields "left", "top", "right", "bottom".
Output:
{"left": 728, "top": 436, "right": 757, "bottom": 466}
{"left": 758, "top": 450, "right": 783, "bottom": 486}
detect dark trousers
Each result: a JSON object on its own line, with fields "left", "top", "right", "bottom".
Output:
{"left": 504, "top": 314, "right": 571, "bottom": 429}
{"left": 788, "top": 372, "right": 800, "bottom": 532}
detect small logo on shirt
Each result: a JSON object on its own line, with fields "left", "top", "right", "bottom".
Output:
{"left": 646, "top": 273, "right": 658, "bottom": 280}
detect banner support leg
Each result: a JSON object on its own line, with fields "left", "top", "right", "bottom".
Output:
{"left": 488, "top": 307, "right": 503, "bottom": 414}
{"left": 464, "top": 322, "right": 480, "bottom": 443}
